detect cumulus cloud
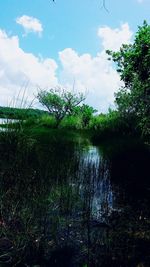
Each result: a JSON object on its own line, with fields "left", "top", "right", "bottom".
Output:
{"left": 0, "top": 29, "right": 58, "bottom": 106}
{"left": 98, "top": 23, "right": 133, "bottom": 51}
{"left": 59, "top": 23, "right": 133, "bottom": 112}
{"left": 59, "top": 49, "right": 119, "bottom": 112}
{"left": 0, "top": 23, "right": 133, "bottom": 112}
{"left": 16, "top": 15, "right": 43, "bottom": 36}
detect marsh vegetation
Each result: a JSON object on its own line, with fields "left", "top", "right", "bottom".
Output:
{"left": 0, "top": 21, "right": 150, "bottom": 266}
{"left": 0, "top": 127, "right": 150, "bottom": 266}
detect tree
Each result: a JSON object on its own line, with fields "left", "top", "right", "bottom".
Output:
{"left": 80, "top": 104, "right": 97, "bottom": 127}
{"left": 107, "top": 21, "right": 150, "bottom": 137}
{"left": 73, "top": 104, "right": 97, "bottom": 127}
{"left": 37, "top": 88, "right": 85, "bottom": 127}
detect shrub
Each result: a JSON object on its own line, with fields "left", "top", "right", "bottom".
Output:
{"left": 23, "top": 117, "right": 37, "bottom": 127}
{"left": 60, "top": 115, "right": 83, "bottom": 130}
{"left": 39, "top": 114, "right": 57, "bottom": 128}
{"left": 90, "top": 111, "right": 139, "bottom": 141}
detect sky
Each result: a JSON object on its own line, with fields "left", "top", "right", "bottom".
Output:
{"left": 0, "top": 0, "right": 149, "bottom": 112}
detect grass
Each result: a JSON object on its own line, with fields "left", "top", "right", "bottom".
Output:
{"left": 60, "top": 115, "right": 83, "bottom": 129}
{"left": 0, "top": 113, "right": 150, "bottom": 266}
{"left": 0, "top": 104, "right": 148, "bottom": 149}
{"left": 0, "top": 106, "right": 47, "bottom": 120}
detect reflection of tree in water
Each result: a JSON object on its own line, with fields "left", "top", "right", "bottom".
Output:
{"left": 78, "top": 145, "right": 114, "bottom": 221}
{"left": 0, "top": 133, "right": 150, "bottom": 266}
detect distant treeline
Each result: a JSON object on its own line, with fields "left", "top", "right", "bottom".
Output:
{"left": 0, "top": 106, "right": 48, "bottom": 120}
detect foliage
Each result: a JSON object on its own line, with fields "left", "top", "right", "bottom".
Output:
{"left": 107, "top": 21, "right": 150, "bottom": 138}
{"left": 89, "top": 110, "right": 138, "bottom": 141}
{"left": 39, "top": 114, "right": 57, "bottom": 128}
{"left": 90, "top": 111, "right": 120, "bottom": 130}
{"left": 60, "top": 115, "right": 82, "bottom": 129}
{"left": 23, "top": 116, "right": 38, "bottom": 127}
{"left": 74, "top": 104, "right": 97, "bottom": 128}
{"left": 0, "top": 106, "right": 47, "bottom": 120}
{"left": 37, "top": 88, "right": 85, "bottom": 127}
{"left": 1, "top": 125, "right": 150, "bottom": 265}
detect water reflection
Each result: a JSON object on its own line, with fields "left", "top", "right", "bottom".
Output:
{"left": 0, "top": 118, "right": 20, "bottom": 123}
{"left": 0, "top": 132, "right": 150, "bottom": 266}
{"left": 0, "top": 118, "right": 20, "bottom": 132}
{"left": 79, "top": 145, "right": 114, "bottom": 221}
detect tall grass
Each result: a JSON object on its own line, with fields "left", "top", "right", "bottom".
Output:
{"left": 60, "top": 115, "right": 83, "bottom": 130}
{"left": 89, "top": 110, "right": 140, "bottom": 142}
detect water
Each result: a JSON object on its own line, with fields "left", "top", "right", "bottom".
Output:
{"left": 79, "top": 146, "right": 114, "bottom": 221}
{"left": 0, "top": 118, "right": 20, "bottom": 124}
{"left": 0, "top": 118, "right": 20, "bottom": 131}
{"left": 0, "top": 131, "right": 150, "bottom": 266}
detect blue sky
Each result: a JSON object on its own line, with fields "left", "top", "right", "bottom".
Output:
{"left": 0, "top": 0, "right": 149, "bottom": 111}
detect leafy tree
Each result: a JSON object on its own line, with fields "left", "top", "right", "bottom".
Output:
{"left": 107, "top": 21, "right": 150, "bottom": 137}
{"left": 72, "top": 104, "right": 97, "bottom": 127}
{"left": 37, "top": 88, "right": 85, "bottom": 127}
{"left": 80, "top": 104, "right": 97, "bottom": 127}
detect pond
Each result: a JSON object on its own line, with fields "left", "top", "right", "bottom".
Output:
{"left": 0, "top": 118, "right": 20, "bottom": 124}
{"left": 0, "top": 130, "right": 150, "bottom": 266}
{"left": 0, "top": 118, "right": 20, "bottom": 131}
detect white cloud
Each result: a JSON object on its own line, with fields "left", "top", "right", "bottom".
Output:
{"left": 98, "top": 23, "right": 133, "bottom": 51}
{"left": 0, "top": 23, "right": 133, "bottom": 112}
{"left": 16, "top": 15, "right": 43, "bottom": 36}
{"left": 0, "top": 29, "right": 58, "bottom": 107}
{"left": 59, "top": 49, "right": 120, "bottom": 112}
{"left": 59, "top": 23, "right": 133, "bottom": 112}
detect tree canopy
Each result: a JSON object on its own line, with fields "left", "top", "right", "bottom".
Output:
{"left": 37, "top": 88, "right": 85, "bottom": 126}
{"left": 107, "top": 21, "right": 150, "bottom": 137}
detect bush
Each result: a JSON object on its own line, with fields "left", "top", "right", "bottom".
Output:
{"left": 39, "top": 115, "right": 57, "bottom": 128}
{"left": 89, "top": 114, "right": 108, "bottom": 130}
{"left": 60, "top": 115, "right": 82, "bottom": 130}
{"left": 90, "top": 111, "right": 139, "bottom": 141}
{"left": 23, "top": 117, "right": 37, "bottom": 127}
